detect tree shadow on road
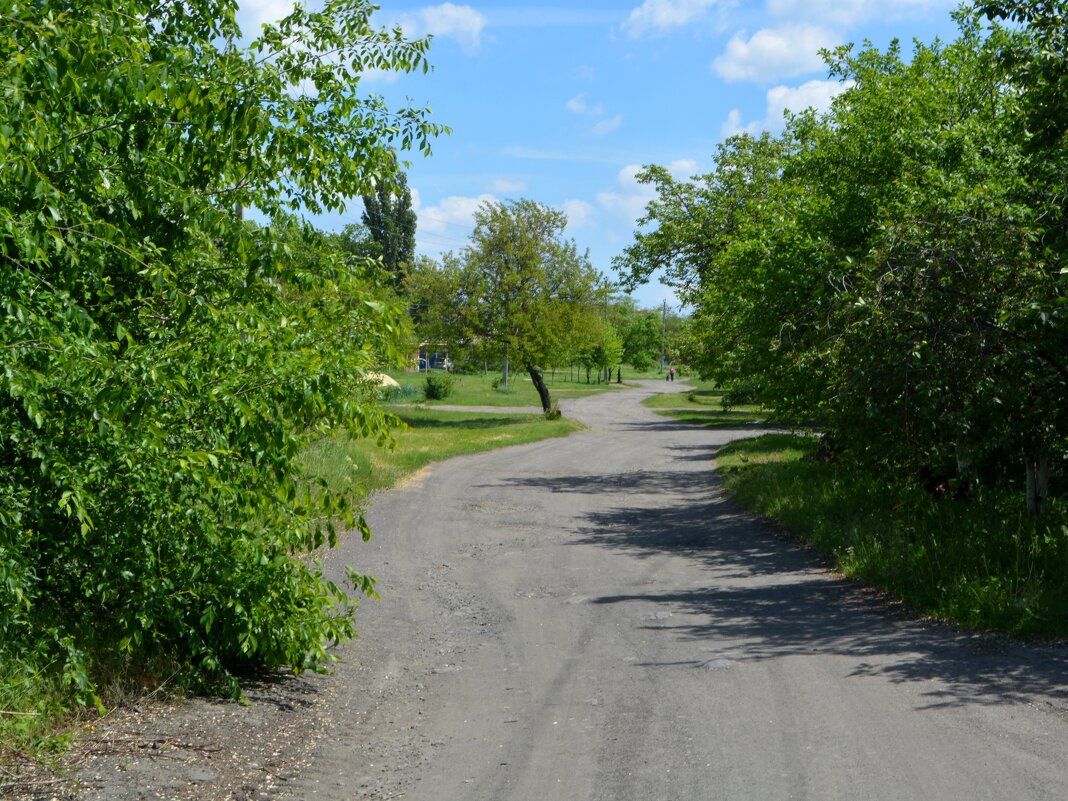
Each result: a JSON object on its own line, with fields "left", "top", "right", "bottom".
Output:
{"left": 512, "top": 458, "right": 1068, "bottom": 714}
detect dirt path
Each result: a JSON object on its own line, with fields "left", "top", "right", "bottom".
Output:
{"left": 64, "top": 381, "right": 1068, "bottom": 800}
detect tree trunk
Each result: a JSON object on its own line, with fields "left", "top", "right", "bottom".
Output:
{"left": 526, "top": 364, "right": 552, "bottom": 413}
{"left": 1026, "top": 453, "right": 1050, "bottom": 516}
{"left": 501, "top": 350, "right": 509, "bottom": 387}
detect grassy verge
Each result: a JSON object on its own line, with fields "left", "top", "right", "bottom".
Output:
{"left": 0, "top": 658, "right": 74, "bottom": 776}
{"left": 303, "top": 406, "right": 584, "bottom": 499}
{"left": 644, "top": 387, "right": 768, "bottom": 427}
{"left": 715, "top": 434, "right": 1068, "bottom": 639}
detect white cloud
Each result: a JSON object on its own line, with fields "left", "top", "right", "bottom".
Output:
{"left": 765, "top": 78, "right": 851, "bottom": 124}
{"left": 562, "top": 199, "right": 595, "bottom": 229}
{"left": 720, "top": 108, "right": 761, "bottom": 139}
{"left": 566, "top": 93, "right": 620, "bottom": 136}
{"left": 238, "top": 0, "right": 294, "bottom": 32}
{"left": 400, "top": 3, "right": 487, "bottom": 54}
{"left": 720, "top": 78, "right": 852, "bottom": 139}
{"left": 488, "top": 178, "right": 527, "bottom": 193}
{"left": 622, "top": 0, "right": 719, "bottom": 37}
{"left": 712, "top": 25, "right": 839, "bottom": 83}
{"left": 667, "top": 159, "right": 698, "bottom": 177}
{"left": 566, "top": 93, "right": 605, "bottom": 115}
{"left": 597, "top": 160, "right": 697, "bottom": 224}
{"left": 415, "top": 193, "right": 497, "bottom": 252}
{"left": 591, "top": 115, "right": 624, "bottom": 136}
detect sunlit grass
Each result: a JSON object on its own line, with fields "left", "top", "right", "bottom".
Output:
{"left": 302, "top": 407, "right": 584, "bottom": 497}
{"left": 384, "top": 369, "right": 619, "bottom": 407}
{"left": 643, "top": 387, "right": 768, "bottom": 426}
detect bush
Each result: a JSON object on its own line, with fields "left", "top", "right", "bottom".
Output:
{"left": 490, "top": 376, "right": 515, "bottom": 393}
{"left": 0, "top": 0, "right": 441, "bottom": 706}
{"left": 380, "top": 383, "right": 421, "bottom": 403}
{"left": 424, "top": 373, "right": 454, "bottom": 400}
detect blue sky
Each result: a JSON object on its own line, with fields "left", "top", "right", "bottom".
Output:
{"left": 236, "top": 0, "right": 963, "bottom": 309}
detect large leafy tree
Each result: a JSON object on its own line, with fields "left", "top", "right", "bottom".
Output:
{"left": 458, "top": 200, "right": 600, "bottom": 412}
{"left": 0, "top": 0, "right": 442, "bottom": 697}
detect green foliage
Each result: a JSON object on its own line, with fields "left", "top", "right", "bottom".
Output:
{"left": 718, "top": 434, "right": 1068, "bottom": 637}
{"left": 451, "top": 199, "right": 603, "bottom": 411}
{"left": 362, "top": 171, "right": 418, "bottom": 290}
{"left": 405, "top": 252, "right": 466, "bottom": 356}
{"left": 623, "top": 311, "right": 662, "bottom": 371}
{"left": 423, "top": 373, "right": 454, "bottom": 400}
{"left": 578, "top": 317, "right": 624, "bottom": 382}
{"left": 618, "top": 10, "right": 1067, "bottom": 513}
{"left": 0, "top": 0, "right": 441, "bottom": 703}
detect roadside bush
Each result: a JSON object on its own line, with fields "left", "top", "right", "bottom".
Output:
{"left": 0, "top": 0, "right": 441, "bottom": 709}
{"left": 424, "top": 373, "right": 454, "bottom": 400}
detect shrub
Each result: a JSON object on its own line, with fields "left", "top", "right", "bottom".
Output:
{"left": 380, "top": 383, "right": 421, "bottom": 403}
{"left": 0, "top": 0, "right": 440, "bottom": 706}
{"left": 424, "top": 373, "right": 454, "bottom": 400}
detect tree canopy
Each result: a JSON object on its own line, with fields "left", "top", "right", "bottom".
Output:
{"left": 617, "top": 6, "right": 1067, "bottom": 513}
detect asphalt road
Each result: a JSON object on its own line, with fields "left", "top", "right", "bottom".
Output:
{"left": 284, "top": 380, "right": 1068, "bottom": 801}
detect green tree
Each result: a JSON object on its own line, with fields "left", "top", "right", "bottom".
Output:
{"left": 458, "top": 200, "right": 600, "bottom": 412}
{"left": 622, "top": 311, "right": 663, "bottom": 372}
{"left": 362, "top": 170, "right": 418, "bottom": 289}
{"left": 405, "top": 252, "right": 466, "bottom": 363}
{"left": 619, "top": 11, "right": 1067, "bottom": 513}
{"left": 0, "top": 0, "right": 442, "bottom": 699}
{"left": 579, "top": 319, "right": 624, "bottom": 384}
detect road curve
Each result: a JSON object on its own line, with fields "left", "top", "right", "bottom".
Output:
{"left": 285, "top": 381, "right": 1068, "bottom": 801}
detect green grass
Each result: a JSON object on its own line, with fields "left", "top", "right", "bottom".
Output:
{"left": 715, "top": 434, "right": 1068, "bottom": 638}
{"left": 0, "top": 656, "right": 74, "bottom": 770}
{"left": 302, "top": 406, "right": 584, "bottom": 497}
{"left": 643, "top": 387, "right": 768, "bottom": 426}
{"left": 386, "top": 368, "right": 634, "bottom": 407}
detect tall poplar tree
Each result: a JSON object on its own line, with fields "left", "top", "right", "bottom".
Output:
{"left": 361, "top": 171, "right": 418, "bottom": 289}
